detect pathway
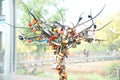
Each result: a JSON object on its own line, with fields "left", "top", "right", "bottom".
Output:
{"left": 0, "top": 74, "right": 54, "bottom": 80}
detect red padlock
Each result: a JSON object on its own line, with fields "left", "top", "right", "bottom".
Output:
{"left": 28, "top": 23, "right": 32, "bottom": 27}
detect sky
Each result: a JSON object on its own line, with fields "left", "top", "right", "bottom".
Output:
{"left": 1, "top": 0, "right": 120, "bottom": 27}
{"left": 1, "top": 0, "right": 120, "bottom": 19}
{"left": 0, "top": 0, "right": 120, "bottom": 45}
{"left": 0, "top": 0, "right": 120, "bottom": 33}
{"left": 63, "top": 0, "right": 120, "bottom": 23}
{"left": 1, "top": 0, "right": 120, "bottom": 23}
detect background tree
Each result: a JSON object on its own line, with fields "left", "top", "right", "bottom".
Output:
{"left": 96, "top": 12, "right": 120, "bottom": 51}
{"left": 16, "top": 0, "right": 66, "bottom": 59}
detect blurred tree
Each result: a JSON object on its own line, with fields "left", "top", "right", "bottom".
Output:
{"left": 96, "top": 12, "right": 120, "bottom": 50}
{"left": 16, "top": 0, "right": 66, "bottom": 59}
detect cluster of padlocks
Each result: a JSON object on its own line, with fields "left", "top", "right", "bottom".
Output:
{"left": 18, "top": 3, "right": 112, "bottom": 80}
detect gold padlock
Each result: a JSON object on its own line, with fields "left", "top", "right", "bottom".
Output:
{"left": 59, "top": 52, "right": 64, "bottom": 57}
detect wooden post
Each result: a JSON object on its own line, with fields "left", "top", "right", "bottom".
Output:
{"left": 116, "top": 68, "right": 120, "bottom": 80}
{"left": 56, "top": 57, "right": 67, "bottom": 80}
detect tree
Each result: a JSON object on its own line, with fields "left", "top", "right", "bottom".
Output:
{"left": 16, "top": 0, "right": 66, "bottom": 75}
{"left": 16, "top": 0, "right": 66, "bottom": 55}
{"left": 95, "top": 12, "right": 120, "bottom": 50}
{"left": 17, "top": 1, "right": 111, "bottom": 80}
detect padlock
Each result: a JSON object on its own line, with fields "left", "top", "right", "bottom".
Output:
{"left": 28, "top": 23, "right": 32, "bottom": 27}
{"left": 59, "top": 52, "right": 64, "bottom": 57}
{"left": 62, "top": 40, "right": 68, "bottom": 46}
{"left": 53, "top": 27, "right": 58, "bottom": 32}
{"left": 71, "top": 31, "right": 76, "bottom": 37}
{"left": 52, "top": 44, "right": 58, "bottom": 50}
{"left": 67, "top": 28, "right": 72, "bottom": 33}
{"left": 49, "top": 35, "right": 57, "bottom": 42}
{"left": 61, "top": 71, "right": 67, "bottom": 80}
{"left": 56, "top": 65, "right": 61, "bottom": 70}
{"left": 26, "top": 38, "right": 33, "bottom": 43}
{"left": 72, "top": 43, "right": 76, "bottom": 48}
{"left": 32, "top": 28, "right": 36, "bottom": 32}
{"left": 18, "top": 35, "right": 24, "bottom": 41}
{"left": 36, "top": 36, "right": 41, "bottom": 41}
{"left": 58, "top": 29, "right": 64, "bottom": 35}
{"left": 32, "top": 19, "right": 38, "bottom": 24}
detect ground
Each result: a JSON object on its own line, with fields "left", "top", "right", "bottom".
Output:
{"left": 67, "top": 60, "right": 120, "bottom": 73}
{"left": 0, "top": 60, "right": 120, "bottom": 80}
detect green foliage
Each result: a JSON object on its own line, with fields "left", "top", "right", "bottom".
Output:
{"left": 85, "top": 73, "right": 111, "bottom": 80}
{"left": 106, "top": 62, "right": 120, "bottom": 73}
{"left": 106, "top": 62, "right": 120, "bottom": 80}
{"left": 16, "top": 0, "right": 120, "bottom": 57}
{"left": 69, "top": 11, "right": 120, "bottom": 53}
{"left": 17, "top": 0, "right": 66, "bottom": 22}
{"left": 94, "top": 12, "right": 120, "bottom": 50}
{"left": 36, "top": 71, "right": 58, "bottom": 79}
{"left": 16, "top": 0, "right": 66, "bottom": 54}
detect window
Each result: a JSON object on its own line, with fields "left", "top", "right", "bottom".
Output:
{"left": 0, "top": 0, "right": 5, "bottom": 16}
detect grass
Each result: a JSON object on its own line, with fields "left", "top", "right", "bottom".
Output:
{"left": 17, "top": 69, "right": 78, "bottom": 80}
{"left": 34, "top": 71, "right": 114, "bottom": 80}
{"left": 36, "top": 71, "right": 78, "bottom": 80}
{"left": 17, "top": 68, "right": 118, "bottom": 80}
{"left": 84, "top": 73, "right": 110, "bottom": 80}
{"left": 68, "top": 73, "right": 114, "bottom": 80}
{"left": 36, "top": 71, "right": 58, "bottom": 79}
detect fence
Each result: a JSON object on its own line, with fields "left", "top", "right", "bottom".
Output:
{"left": 16, "top": 55, "right": 120, "bottom": 65}
{"left": 62, "top": 66, "right": 120, "bottom": 80}
{"left": 0, "top": 54, "right": 120, "bottom": 79}
{"left": 0, "top": 51, "right": 3, "bottom": 73}
{"left": 117, "top": 68, "right": 120, "bottom": 80}
{"left": 16, "top": 62, "right": 120, "bottom": 80}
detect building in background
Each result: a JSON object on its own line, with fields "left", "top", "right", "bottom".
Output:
{"left": 0, "top": 0, "right": 5, "bottom": 73}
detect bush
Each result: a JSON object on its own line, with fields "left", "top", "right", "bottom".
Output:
{"left": 106, "top": 62, "right": 120, "bottom": 80}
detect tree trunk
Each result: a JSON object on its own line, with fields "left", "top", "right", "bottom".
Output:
{"left": 56, "top": 55, "right": 67, "bottom": 80}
